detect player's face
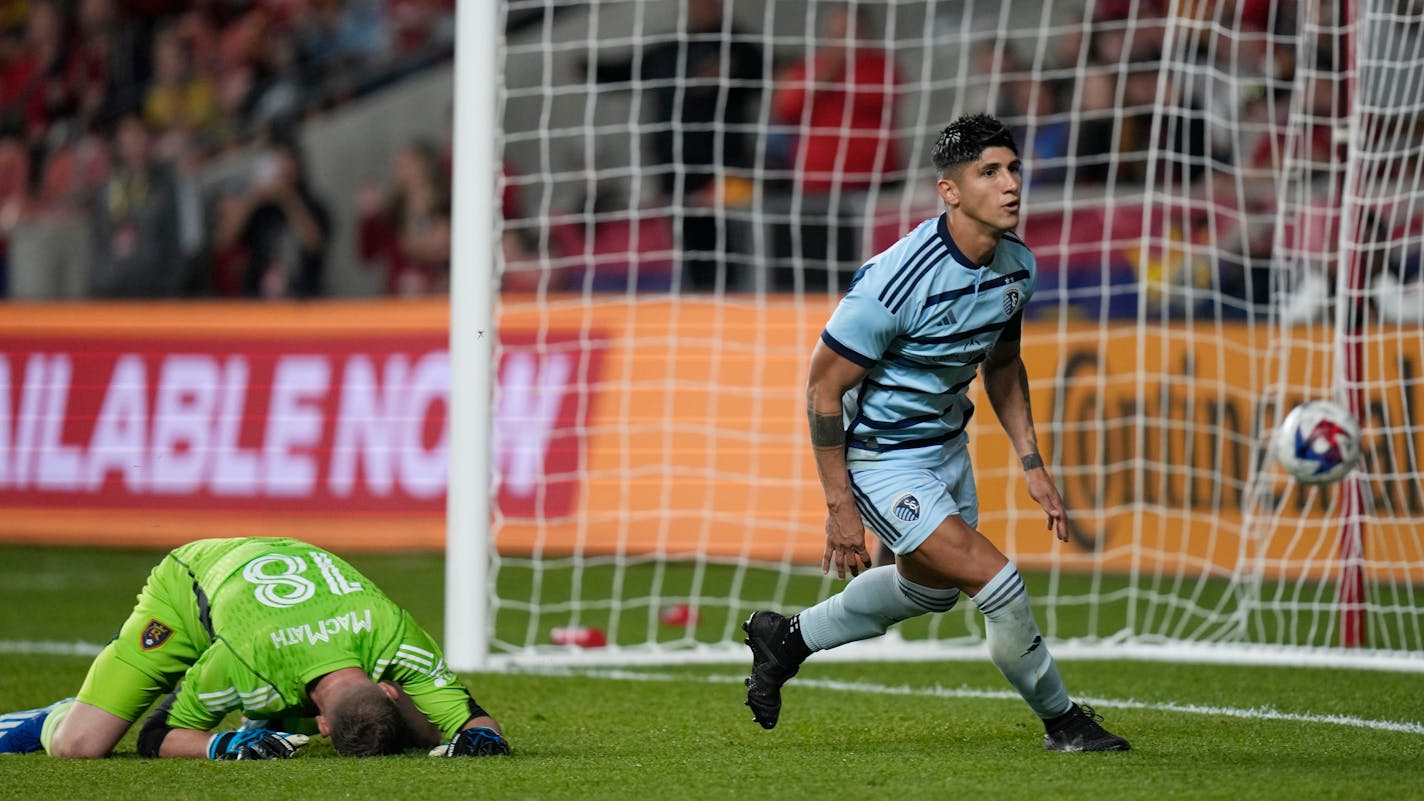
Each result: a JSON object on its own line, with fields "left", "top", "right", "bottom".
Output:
{"left": 937, "top": 146, "right": 1023, "bottom": 233}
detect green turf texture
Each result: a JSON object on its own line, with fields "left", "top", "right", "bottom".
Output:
{"left": 2, "top": 545, "right": 1421, "bottom": 801}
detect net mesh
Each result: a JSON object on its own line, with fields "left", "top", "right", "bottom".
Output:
{"left": 477, "top": 0, "right": 1424, "bottom": 667}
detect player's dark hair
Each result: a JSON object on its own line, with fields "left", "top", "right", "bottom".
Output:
{"left": 931, "top": 114, "right": 1019, "bottom": 176}
{"left": 327, "top": 683, "right": 411, "bottom": 757}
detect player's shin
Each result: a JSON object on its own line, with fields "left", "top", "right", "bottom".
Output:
{"left": 971, "top": 562, "right": 1071, "bottom": 719}
{"left": 799, "top": 565, "right": 959, "bottom": 651}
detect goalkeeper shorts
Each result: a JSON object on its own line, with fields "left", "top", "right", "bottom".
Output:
{"left": 76, "top": 551, "right": 215, "bottom": 722}
{"left": 848, "top": 436, "right": 979, "bottom": 556}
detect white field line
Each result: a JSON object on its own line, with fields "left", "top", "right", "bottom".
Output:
{"left": 8, "top": 640, "right": 1422, "bottom": 737}
{"left": 533, "top": 667, "right": 1424, "bottom": 738}
{"left": 0, "top": 640, "right": 103, "bottom": 656}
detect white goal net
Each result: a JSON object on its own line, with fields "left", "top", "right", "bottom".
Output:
{"left": 452, "top": 0, "right": 1424, "bottom": 670}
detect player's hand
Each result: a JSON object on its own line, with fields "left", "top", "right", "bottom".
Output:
{"left": 428, "top": 726, "right": 511, "bottom": 757}
{"left": 207, "top": 728, "right": 309, "bottom": 760}
{"left": 822, "top": 502, "right": 872, "bottom": 579}
{"left": 1024, "top": 466, "right": 1068, "bottom": 542}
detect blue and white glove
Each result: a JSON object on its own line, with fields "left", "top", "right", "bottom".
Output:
{"left": 207, "top": 728, "right": 310, "bottom": 760}
{"left": 428, "top": 726, "right": 511, "bottom": 757}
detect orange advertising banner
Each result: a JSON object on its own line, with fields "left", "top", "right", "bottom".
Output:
{"left": 2, "top": 300, "right": 1420, "bottom": 578}
{"left": 0, "top": 301, "right": 455, "bottom": 550}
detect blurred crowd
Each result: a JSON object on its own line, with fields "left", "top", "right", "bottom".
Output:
{"left": 2, "top": 0, "right": 1418, "bottom": 317}
{"left": 0, "top": 0, "right": 454, "bottom": 299}
{"left": 523, "top": 0, "right": 1367, "bottom": 305}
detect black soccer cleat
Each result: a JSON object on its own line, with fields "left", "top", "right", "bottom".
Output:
{"left": 742, "top": 611, "right": 806, "bottom": 730}
{"left": 1043, "top": 703, "right": 1131, "bottom": 752}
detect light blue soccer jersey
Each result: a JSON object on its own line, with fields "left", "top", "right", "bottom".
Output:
{"left": 821, "top": 213, "right": 1037, "bottom": 467}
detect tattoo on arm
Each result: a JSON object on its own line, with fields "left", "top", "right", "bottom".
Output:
{"left": 1012, "top": 362, "right": 1043, "bottom": 469}
{"left": 808, "top": 408, "right": 846, "bottom": 448}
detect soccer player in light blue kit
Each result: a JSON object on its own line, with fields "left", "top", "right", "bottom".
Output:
{"left": 743, "top": 114, "right": 1129, "bottom": 752}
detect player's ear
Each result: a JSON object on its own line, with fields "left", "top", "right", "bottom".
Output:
{"left": 377, "top": 682, "right": 401, "bottom": 702}
{"left": 316, "top": 714, "right": 332, "bottom": 737}
{"left": 937, "top": 174, "right": 960, "bottom": 208}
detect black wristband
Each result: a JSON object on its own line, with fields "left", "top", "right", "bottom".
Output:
{"left": 464, "top": 699, "right": 490, "bottom": 724}
{"left": 1020, "top": 452, "right": 1045, "bottom": 471}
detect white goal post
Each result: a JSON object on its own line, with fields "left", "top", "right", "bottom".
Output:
{"left": 445, "top": 0, "right": 498, "bottom": 670}
{"left": 446, "top": 0, "right": 1424, "bottom": 672}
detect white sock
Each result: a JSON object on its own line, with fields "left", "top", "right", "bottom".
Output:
{"left": 972, "top": 562, "right": 1072, "bottom": 719}
{"left": 799, "top": 565, "right": 960, "bottom": 651}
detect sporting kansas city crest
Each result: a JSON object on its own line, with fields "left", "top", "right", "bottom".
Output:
{"left": 141, "top": 619, "right": 173, "bottom": 650}
{"left": 1002, "top": 287, "right": 1022, "bottom": 317}
{"left": 892, "top": 493, "right": 921, "bottom": 522}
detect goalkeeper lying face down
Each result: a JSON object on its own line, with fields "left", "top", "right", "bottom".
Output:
{"left": 0, "top": 537, "right": 509, "bottom": 760}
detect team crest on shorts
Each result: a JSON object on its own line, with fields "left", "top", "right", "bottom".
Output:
{"left": 1002, "top": 288, "right": 1022, "bottom": 318}
{"left": 892, "top": 493, "right": 921, "bottom": 522}
{"left": 140, "top": 619, "right": 173, "bottom": 651}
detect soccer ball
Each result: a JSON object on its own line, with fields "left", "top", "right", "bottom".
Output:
{"left": 1272, "top": 400, "right": 1362, "bottom": 484}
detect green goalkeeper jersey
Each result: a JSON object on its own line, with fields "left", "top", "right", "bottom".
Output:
{"left": 162, "top": 538, "right": 474, "bottom": 739}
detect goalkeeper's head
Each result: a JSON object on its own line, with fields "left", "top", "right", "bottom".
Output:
{"left": 320, "top": 679, "right": 412, "bottom": 756}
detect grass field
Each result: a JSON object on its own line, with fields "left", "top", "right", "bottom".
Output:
{"left": 2, "top": 544, "right": 1422, "bottom": 801}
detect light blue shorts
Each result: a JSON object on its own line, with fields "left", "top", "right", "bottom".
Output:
{"left": 848, "top": 438, "right": 978, "bottom": 555}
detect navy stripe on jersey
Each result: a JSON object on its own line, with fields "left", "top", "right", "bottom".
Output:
{"left": 847, "top": 262, "right": 874, "bottom": 291}
{"left": 851, "top": 411, "right": 945, "bottom": 431}
{"left": 880, "top": 350, "right": 949, "bottom": 369}
{"left": 849, "top": 475, "right": 901, "bottom": 546}
{"left": 887, "top": 254, "right": 946, "bottom": 314}
{"left": 877, "top": 237, "right": 942, "bottom": 308}
{"left": 1002, "top": 230, "right": 1026, "bottom": 247}
{"left": 821, "top": 330, "right": 876, "bottom": 368}
{"left": 903, "top": 321, "right": 1009, "bottom": 345}
{"left": 924, "top": 270, "right": 1032, "bottom": 307}
{"left": 881, "top": 245, "right": 950, "bottom": 314}
{"left": 864, "top": 377, "right": 931, "bottom": 394}
{"left": 847, "top": 405, "right": 976, "bottom": 452}
{"left": 864, "top": 375, "right": 973, "bottom": 395}
{"left": 850, "top": 430, "right": 958, "bottom": 452}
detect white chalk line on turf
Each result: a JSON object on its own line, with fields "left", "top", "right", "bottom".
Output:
{"left": 539, "top": 667, "right": 1424, "bottom": 738}
{"left": 0, "top": 640, "right": 103, "bottom": 656}
{"left": 9, "top": 640, "right": 1421, "bottom": 737}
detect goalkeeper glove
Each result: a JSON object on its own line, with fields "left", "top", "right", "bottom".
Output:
{"left": 207, "top": 728, "right": 310, "bottom": 760}
{"left": 428, "top": 726, "right": 511, "bottom": 757}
